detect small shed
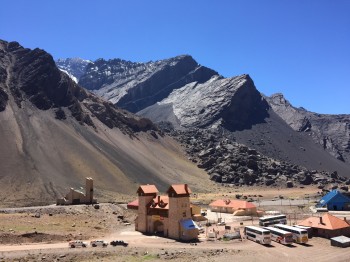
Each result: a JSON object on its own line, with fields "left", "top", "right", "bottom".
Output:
{"left": 331, "top": 235, "right": 350, "bottom": 248}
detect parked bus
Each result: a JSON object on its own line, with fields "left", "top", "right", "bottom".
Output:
{"left": 259, "top": 214, "right": 287, "bottom": 226}
{"left": 274, "top": 224, "right": 308, "bottom": 244}
{"left": 244, "top": 226, "right": 271, "bottom": 245}
{"left": 264, "top": 226, "right": 293, "bottom": 245}
{"left": 294, "top": 225, "right": 312, "bottom": 238}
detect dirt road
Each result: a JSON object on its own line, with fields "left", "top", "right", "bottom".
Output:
{"left": 1, "top": 225, "right": 350, "bottom": 262}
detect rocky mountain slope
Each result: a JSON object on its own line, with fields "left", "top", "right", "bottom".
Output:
{"left": 267, "top": 93, "right": 350, "bottom": 163}
{"left": 60, "top": 55, "right": 218, "bottom": 113}
{"left": 139, "top": 74, "right": 269, "bottom": 131}
{"left": 58, "top": 56, "right": 350, "bottom": 187}
{"left": 147, "top": 79, "right": 350, "bottom": 187}
{"left": 0, "top": 40, "right": 213, "bottom": 207}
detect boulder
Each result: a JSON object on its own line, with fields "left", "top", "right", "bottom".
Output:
{"left": 286, "top": 181, "right": 294, "bottom": 188}
{"left": 340, "top": 186, "right": 349, "bottom": 192}
{"left": 265, "top": 179, "right": 275, "bottom": 186}
{"left": 210, "top": 173, "right": 222, "bottom": 182}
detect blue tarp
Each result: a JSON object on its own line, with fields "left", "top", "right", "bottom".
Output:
{"left": 180, "top": 219, "right": 199, "bottom": 230}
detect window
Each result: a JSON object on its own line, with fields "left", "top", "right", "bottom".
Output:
{"left": 183, "top": 211, "right": 186, "bottom": 217}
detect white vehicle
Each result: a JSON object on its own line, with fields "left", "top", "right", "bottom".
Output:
{"left": 259, "top": 214, "right": 287, "bottom": 226}
{"left": 264, "top": 226, "right": 293, "bottom": 245}
{"left": 69, "top": 240, "right": 88, "bottom": 248}
{"left": 90, "top": 240, "right": 108, "bottom": 247}
{"left": 274, "top": 224, "right": 308, "bottom": 244}
{"left": 244, "top": 226, "right": 271, "bottom": 245}
{"left": 293, "top": 225, "right": 312, "bottom": 237}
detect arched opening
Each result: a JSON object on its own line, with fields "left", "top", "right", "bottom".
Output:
{"left": 153, "top": 220, "right": 164, "bottom": 236}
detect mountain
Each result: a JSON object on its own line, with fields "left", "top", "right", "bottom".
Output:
{"left": 72, "top": 55, "right": 350, "bottom": 184}
{"left": 138, "top": 75, "right": 350, "bottom": 184}
{"left": 75, "top": 55, "right": 218, "bottom": 112}
{"left": 267, "top": 93, "right": 350, "bottom": 163}
{"left": 56, "top": 58, "right": 92, "bottom": 83}
{"left": 139, "top": 74, "right": 269, "bottom": 131}
{"left": 0, "top": 40, "right": 213, "bottom": 207}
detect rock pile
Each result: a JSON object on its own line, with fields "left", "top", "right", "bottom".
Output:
{"left": 168, "top": 127, "right": 346, "bottom": 188}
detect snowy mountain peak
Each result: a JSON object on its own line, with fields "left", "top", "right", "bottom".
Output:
{"left": 56, "top": 57, "right": 92, "bottom": 81}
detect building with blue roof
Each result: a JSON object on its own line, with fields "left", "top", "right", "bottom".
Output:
{"left": 316, "top": 190, "right": 350, "bottom": 211}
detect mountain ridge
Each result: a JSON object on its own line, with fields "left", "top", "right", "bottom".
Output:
{"left": 57, "top": 54, "right": 350, "bottom": 181}
{"left": 0, "top": 40, "right": 213, "bottom": 206}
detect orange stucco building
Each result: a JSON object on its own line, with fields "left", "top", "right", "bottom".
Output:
{"left": 209, "top": 199, "right": 261, "bottom": 216}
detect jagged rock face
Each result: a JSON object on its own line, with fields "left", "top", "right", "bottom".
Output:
{"left": 56, "top": 58, "right": 92, "bottom": 83}
{"left": 0, "top": 40, "right": 155, "bottom": 133}
{"left": 267, "top": 93, "right": 350, "bottom": 163}
{"left": 78, "top": 55, "right": 218, "bottom": 112}
{"left": 7, "top": 42, "right": 87, "bottom": 110}
{"left": 139, "top": 74, "right": 269, "bottom": 131}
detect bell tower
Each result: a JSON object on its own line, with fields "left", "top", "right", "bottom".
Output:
{"left": 137, "top": 185, "right": 158, "bottom": 233}
{"left": 167, "top": 184, "right": 192, "bottom": 239}
{"left": 85, "top": 177, "right": 94, "bottom": 204}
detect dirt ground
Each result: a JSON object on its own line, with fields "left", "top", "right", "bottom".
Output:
{"left": 0, "top": 187, "right": 350, "bottom": 261}
{"left": 0, "top": 203, "right": 135, "bottom": 245}
{"left": 192, "top": 185, "right": 321, "bottom": 204}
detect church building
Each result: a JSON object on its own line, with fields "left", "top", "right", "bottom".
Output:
{"left": 129, "top": 184, "right": 199, "bottom": 241}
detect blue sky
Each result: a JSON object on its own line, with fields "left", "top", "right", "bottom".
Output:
{"left": 1, "top": 0, "right": 349, "bottom": 114}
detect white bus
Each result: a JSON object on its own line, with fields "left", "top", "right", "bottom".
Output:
{"left": 274, "top": 224, "right": 308, "bottom": 244}
{"left": 294, "top": 225, "right": 312, "bottom": 238}
{"left": 244, "top": 226, "right": 271, "bottom": 245}
{"left": 264, "top": 226, "right": 293, "bottom": 245}
{"left": 259, "top": 214, "right": 287, "bottom": 226}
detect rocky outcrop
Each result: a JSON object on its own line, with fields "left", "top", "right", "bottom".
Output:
{"left": 78, "top": 55, "right": 218, "bottom": 112}
{"left": 267, "top": 93, "right": 350, "bottom": 163}
{"left": 0, "top": 40, "right": 156, "bottom": 134}
{"left": 0, "top": 88, "right": 8, "bottom": 111}
{"left": 0, "top": 42, "right": 10, "bottom": 111}
{"left": 139, "top": 74, "right": 269, "bottom": 131}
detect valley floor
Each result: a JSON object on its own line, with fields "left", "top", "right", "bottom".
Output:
{"left": 0, "top": 187, "right": 349, "bottom": 261}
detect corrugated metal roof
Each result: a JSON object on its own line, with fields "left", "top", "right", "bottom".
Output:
{"left": 331, "top": 235, "right": 350, "bottom": 243}
{"left": 180, "top": 219, "right": 199, "bottom": 230}
{"left": 316, "top": 190, "right": 350, "bottom": 207}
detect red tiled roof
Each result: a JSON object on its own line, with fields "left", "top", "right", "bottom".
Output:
{"left": 137, "top": 185, "right": 158, "bottom": 194}
{"left": 209, "top": 199, "right": 256, "bottom": 209}
{"left": 127, "top": 199, "right": 139, "bottom": 210}
{"left": 299, "top": 213, "right": 350, "bottom": 230}
{"left": 126, "top": 196, "right": 170, "bottom": 210}
{"left": 150, "top": 196, "right": 169, "bottom": 209}
{"left": 167, "top": 184, "right": 192, "bottom": 195}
